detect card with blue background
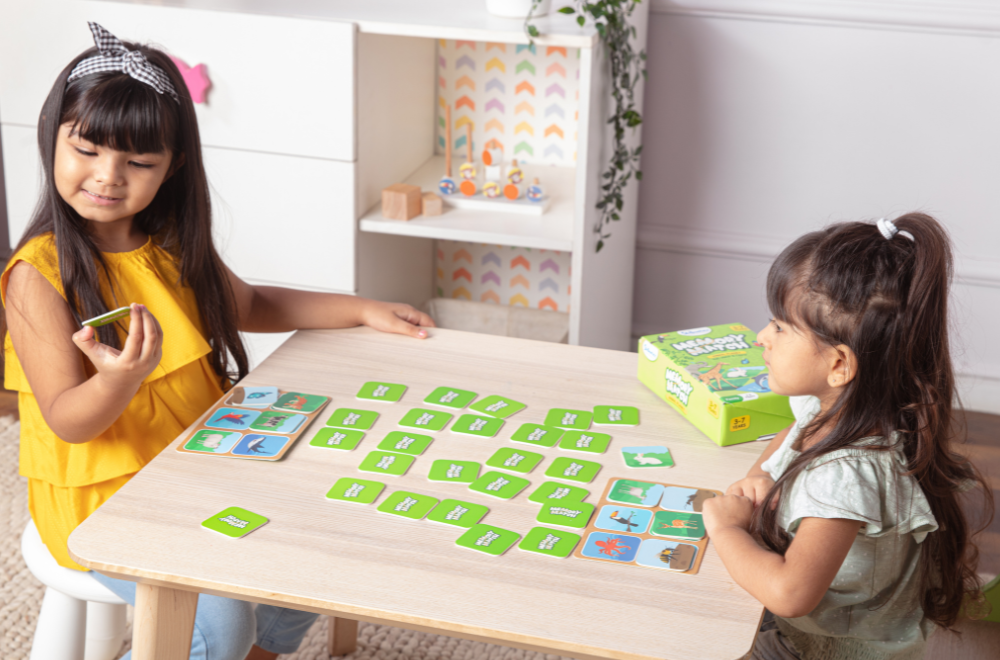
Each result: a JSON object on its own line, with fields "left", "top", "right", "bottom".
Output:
{"left": 183, "top": 430, "right": 242, "bottom": 454}
{"left": 205, "top": 408, "right": 261, "bottom": 430}
{"left": 594, "top": 505, "right": 652, "bottom": 535}
{"left": 580, "top": 532, "right": 641, "bottom": 563}
{"left": 250, "top": 411, "right": 307, "bottom": 434}
{"left": 225, "top": 386, "right": 279, "bottom": 409}
{"left": 634, "top": 539, "right": 698, "bottom": 571}
{"left": 231, "top": 434, "right": 291, "bottom": 459}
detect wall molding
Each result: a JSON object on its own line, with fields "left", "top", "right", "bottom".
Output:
{"left": 651, "top": 1, "right": 1000, "bottom": 38}
{"left": 636, "top": 223, "right": 1000, "bottom": 289}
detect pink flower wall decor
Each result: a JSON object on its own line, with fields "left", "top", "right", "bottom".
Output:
{"left": 169, "top": 56, "right": 211, "bottom": 104}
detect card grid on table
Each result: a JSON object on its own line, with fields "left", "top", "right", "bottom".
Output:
{"left": 572, "top": 478, "right": 721, "bottom": 575}
{"left": 176, "top": 387, "right": 330, "bottom": 461}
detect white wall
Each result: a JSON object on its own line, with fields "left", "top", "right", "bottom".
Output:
{"left": 635, "top": 2, "right": 1000, "bottom": 413}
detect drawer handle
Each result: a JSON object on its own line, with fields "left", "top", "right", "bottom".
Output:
{"left": 169, "top": 56, "right": 211, "bottom": 104}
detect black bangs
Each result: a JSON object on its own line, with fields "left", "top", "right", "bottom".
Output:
{"left": 60, "top": 71, "right": 177, "bottom": 155}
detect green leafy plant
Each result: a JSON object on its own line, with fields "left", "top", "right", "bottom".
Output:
{"left": 526, "top": 1, "right": 645, "bottom": 252}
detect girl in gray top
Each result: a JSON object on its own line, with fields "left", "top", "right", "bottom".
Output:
{"left": 702, "top": 213, "right": 993, "bottom": 660}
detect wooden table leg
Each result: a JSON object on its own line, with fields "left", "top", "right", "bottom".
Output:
{"left": 328, "top": 616, "right": 358, "bottom": 656}
{"left": 132, "top": 583, "right": 198, "bottom": 660}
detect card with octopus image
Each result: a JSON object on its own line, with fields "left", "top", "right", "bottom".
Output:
{"left": 572, "top": 478, "right": 722, "bottom": 575}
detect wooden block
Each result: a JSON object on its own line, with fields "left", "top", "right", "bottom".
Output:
{"left": 422, "top": 192, "right": 443, "bottom": 216}
{"left": 382, "top": 184, "right": 422, "bottom": 221}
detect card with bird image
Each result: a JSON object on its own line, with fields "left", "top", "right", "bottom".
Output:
{"left": 376, "top": 491, "right": 439, "bottom": 520}
{"left": 606, "top": 479, "right": 665, "bottom": 507}
{"left": 310, "top": 428, "right": 365, "bottom": 451}
{"left": 467, "top": 395, "right": 526, "bottom": 419}
{"left": 621, "top": 446, "right": 674, "bottom": 469}
{"left": 357, "top": 382, "right": 407, "bottom": 403}
{"left": 468, "top": 471, "right": 531, "bottom": 499}
{"left": 517, "top": 526, "right": 581, "bottom": 559}
{"left": 201, "top": 506, "right": 269, "bottom": 539}
{"left": 398, "top": 408, "right": 453, "bottom": 432}
{"left": 183, "top": 430, "right": 242, "bottom": 454}
{"left": 485, "top": 447, "right": 543, "bottom": 474}
{"left": 425, "top": 499, "right": 489, "bottom": 528}
{"left": 358, "top": 451, "right": 416, "bottom": 477}
{"left": 205, "top": 407, "right": 261, "bottom": 431}
{"left": 272, "top": 392, "right": 330, "bottom": 414}
{"left": 544, "top": 408, "right": 593, "bottom": 430}
{"left": 249, "top": 411, "right": 307, "bottom": 434}
{"left": 593, "top": 405, "right": 640, "bottom": 426}
{"left": 544, "top": 457, "right": 601, "bottom": 484}
{"left": 650, "top": 510, "right": 705, "bottom": 540}
{"left": 536, "top": 502, "right": 595, "bottom": 529}
{"left": 427, "top": 459, "right": 481, "bottom": 484}
{"left": 594, "top": 505, "right": 653, "bottom": 535}
{"left": 455, "top": 524, "right": 521, "bottom": 556}
{"left": 659, "top": 486, "right": 717, "bottom": 513}
{"left": 635, "top": 539, "right": 699, "bottom": 572}
{"left": 557, "top": 430, "right": 611, "bottom": 454}
{"left": 424, "top": 386, "right": 478, "bottom": 409}
{"left": 509, "top": 423, "right": 563, "bottom": 448}
{"left": 377, "top": 431, "right": 434, "bottom": 455}
{"left": 326, "top": 408, "right": 379, "bottom": 431}
{"left": 528, "top": 481, "right": 590, "bottom": 505}
{"left": 325, "top": 477, "right": 386, "bottom": 505}
{"left": 451, "top": 414, "right": 505, "bottom": 438}
{"left": 580, "top": 532, "right": 642, "bottom": 563}
{"left": 225, "top": 386, "right": 279, "bottom": 409}
{"left": 230, "top": 433, "right": 291, "bottom": 459}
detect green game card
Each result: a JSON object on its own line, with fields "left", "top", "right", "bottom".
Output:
{"left": 455, "top": 523, "right": 521, "bottom": 556}
{"left": 451, "top": 414, "right": 504, "bottom": 438}
{"left": 544, "top": 408, "right": 593, "bottom": 430}
{"left": 509, "top": 423, "right": 563, "bottom": 448}
{"left": 621, "top": 445, "right": 674, "bottom": 468}
{"left": 544, "top": 457, "right": 602, "bottom": 483}
{"left": 468, "top": 471, "right": 531, "bottom": 499}
{"left": 427, "top": 460, "right": 481, "bottom": 484}
{"left": 376, "top": 491, "right": 439, "bottom": 520}
{"left": 468, "top": 395, "right": 526, "bottom": 419}
{"left": 536, "top": 501, "right": 595, "bottom": 529}
{"left": 310, "top": 428, "right": 365, "bottom": 451}
{"left": 377, "top": 431, "right": 434, "bottom": 455}
{"left": 424, "top": 386, "right": 478, "bottom": 409}
{"left": 558, "top": 430, "right": 611, "bottom": 454}
{"left": 358, "top": 451, "right": 416, "bottom": 477}
{"left": 593, "top": 405, "right": 640, "bottom": 426}
{"left": 357, "top": 381, "right": 407, "bottom": 403}
{"left": 325, "top": 478, "right": 386, "bottom": 505}
{"left": 485, "top": 447, "right": 543, "bottom": 474}
{"left": 425, "top": 499, "right": 489, "bottom": 528}
{"left": 326, "top": 408, "right": 379, "bottom": 430}
{"left": 398, "top": 408, "right": 453, "bottom": 432}
{"left": 518, "top": 526, "right": 581, "bottom": 558}
{"left": 528, "top": 481, "right": 590, "bottom": 505}
{"left": 272, "top": 392, "right": 330, "bottom": 413}
{"left": 651, "top": 510, "right": 706, "bottom": 540}
{"left": 201, "top": 506, "right": 268, "bottom": 539}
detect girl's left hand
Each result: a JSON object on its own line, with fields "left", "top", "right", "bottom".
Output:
{"left": 703, "top": 494, "right": 755, "bottom": 537}
{"left": 360, "top": 300, "right": 436, "bottom": 339}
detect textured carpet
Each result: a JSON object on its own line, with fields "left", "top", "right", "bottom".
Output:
{"left": 0, "top": 419, "right": 562, "bottom": 660}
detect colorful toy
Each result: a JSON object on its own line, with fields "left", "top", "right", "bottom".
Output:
{"left": 506, "top": 159, "right": 524, "bottom": 185}
{"left": 527, "top": 177, "right": 544, "bottom": 202}
{"left": 459, "top": 123, "right": 477, "bottom": 197}
{"left": 381, "top": 183, "right": 422, "bottom": 221}
{"left": 439, "top": 104, "right": 456, "bottom": 195}
{"left": 503, "top": 183, "right": 521, "bottom": 200}
{"left": 483, "top": 181, "right": 501, "bottom": 198}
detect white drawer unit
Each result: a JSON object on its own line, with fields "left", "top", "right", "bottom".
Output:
{"left": 0, "top": 124, "right": 41, "bottom": 246}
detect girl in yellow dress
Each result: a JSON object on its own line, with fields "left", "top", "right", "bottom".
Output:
{"left": 2, "top": 23, "right": 433, "bottom": 660}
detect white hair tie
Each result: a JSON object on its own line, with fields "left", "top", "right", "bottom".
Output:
{"left": 876, "top": 217, "right": 915, "bottom": 242}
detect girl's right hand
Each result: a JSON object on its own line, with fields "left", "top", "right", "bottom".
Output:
{"left": 726, "top": 475, "right": 778, "bottom": 508}
{"left": 71, "top": 303, "right": 163, "bottom": 390}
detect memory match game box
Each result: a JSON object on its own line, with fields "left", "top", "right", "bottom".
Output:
{"left": 637, "top": 323, "right": 793, "bottom": 447}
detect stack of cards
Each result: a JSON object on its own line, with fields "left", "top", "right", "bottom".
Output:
{"left": 178, "top": 387, "right": 329, "bottom": 461}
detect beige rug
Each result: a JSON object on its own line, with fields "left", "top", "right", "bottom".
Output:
{"left": 0, "top": 420, "right": 562, "bottom": 660}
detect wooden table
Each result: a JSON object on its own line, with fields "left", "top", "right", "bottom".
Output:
{"left": 69, "top": 328, "right": 766, "bottom": 660}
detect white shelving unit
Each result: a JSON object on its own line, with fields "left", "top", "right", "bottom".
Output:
{"left": 0, "top": 0, "right": 649, "bottom": 351}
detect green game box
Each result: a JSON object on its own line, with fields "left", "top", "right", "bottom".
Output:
{"left": 637, "top": 323, "right": 793, "bottom": 447}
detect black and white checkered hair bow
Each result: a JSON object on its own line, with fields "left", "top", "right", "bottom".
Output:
{"left": 67, "top": 22, "right": 180, "bottom": 103}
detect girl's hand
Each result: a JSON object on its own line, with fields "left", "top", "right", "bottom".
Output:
{"left": 71, "top": 303, "right": 163, "bottom": 390}
{"left": 360, "top": 300, "right": 436, "bottom": 339}
{"left": 703, "top": 494, "right": 754, "bottom": 537}
{"left": 727, "top": 475, "right": 778, "bottom": 508}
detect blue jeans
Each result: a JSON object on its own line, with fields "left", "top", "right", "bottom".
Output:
{"left": 91, "top": 571, "right": 319, "bottom": 659}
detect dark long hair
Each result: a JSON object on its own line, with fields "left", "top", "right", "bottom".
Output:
{"left": 3, "top": 42, "right": 248, "bottom": 385}
{"left": 752, "top": 212, "right": 993, "bottom": 629}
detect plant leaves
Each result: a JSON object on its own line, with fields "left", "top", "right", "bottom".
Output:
{"left": 558, "top": 6, "right": 576, "bottom": 13}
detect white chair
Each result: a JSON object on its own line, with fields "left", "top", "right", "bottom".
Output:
{"left": 20, "top": 519, "right": 128, "bottom": 660}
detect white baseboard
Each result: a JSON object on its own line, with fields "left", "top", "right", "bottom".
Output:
{"left": 957, "top": 373, "right": 1000, "bottom": 415}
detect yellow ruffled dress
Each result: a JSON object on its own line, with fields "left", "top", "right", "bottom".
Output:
{"left": 2, "top": 233, "right": 226, "bottom": 569}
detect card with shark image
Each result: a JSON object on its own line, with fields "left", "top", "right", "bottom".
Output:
{"left": 230, "top": 434, "right": 291, "bottom": 459}
{"left": 225, "top": 386, "right": 279, "bottom": 409}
